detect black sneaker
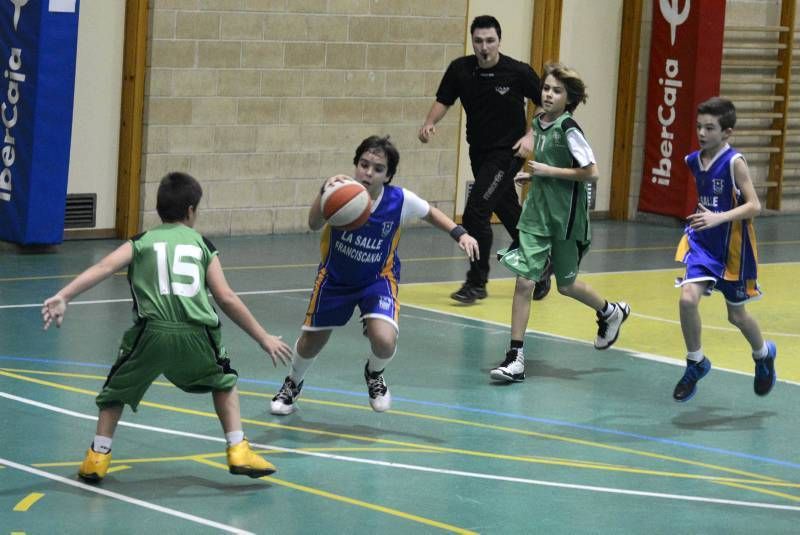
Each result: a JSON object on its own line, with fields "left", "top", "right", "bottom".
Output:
{"left": 270, "top": 376, "right": 303, "bottom": 415}
{"left": 532, "top": 257, "right": 553, "bottom": 301}
{"left": 673, "top": 357, "right": 711, "bottom": 402}
{"left": 450, "top": 282, "right": 487, "bottom": 304}
{"left": 753, "top": 341, "right": 777, "bottom": 396}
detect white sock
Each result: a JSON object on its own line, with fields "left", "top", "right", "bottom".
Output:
{"left": 686, "top": 349, "right": 704, "bottom": 363}
{"left": 752, "top": 342, "right": 768, "bottom": 359}
{"left": 92, "top": 435, "right": 112, "bottom": 454}
{"left": 225, "top": 430, "right": 244, "bottom": 446}
{"left": 367, "top": 347, "right": 396, "bottom": 375}
{"left": 289, "top": 339, "right": 316, "bottom": 384}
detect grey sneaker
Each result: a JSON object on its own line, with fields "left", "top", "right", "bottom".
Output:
{"left": 594, "top": 302, "right": 631, "bottom": 350}
{"left": 270, "top": 376, "right": 303, "bottom": 415}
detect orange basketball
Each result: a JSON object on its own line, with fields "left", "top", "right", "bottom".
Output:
{"left": 320, "top": 181, "right": 371, "bottom": 230}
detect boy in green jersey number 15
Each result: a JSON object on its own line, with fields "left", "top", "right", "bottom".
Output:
{"left": 493, "top": 63, "right": 630, "bottom": 383}
{"left": 42, "top": 172, "right": 293, "bottom": 482}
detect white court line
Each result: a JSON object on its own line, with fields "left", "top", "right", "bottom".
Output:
{"left": 0, "top": 456, "right": 254, "bottom": 534}
{"left": 3, "top": 391, "right": 800, "bottom": 513}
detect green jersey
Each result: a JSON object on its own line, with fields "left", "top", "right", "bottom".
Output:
{"left": 127, "top": 223, "right": 220, "bottom": 327}
{"left": 518, "top": 112, "right": 592, "bottom": 241}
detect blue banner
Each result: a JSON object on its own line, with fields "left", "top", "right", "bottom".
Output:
{"left": 0, "top": 0, "right": 79, "bottom": 245}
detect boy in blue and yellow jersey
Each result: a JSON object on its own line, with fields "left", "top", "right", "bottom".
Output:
{"left": 672, "top": 97, "right": 776, "bottom": 402}
{"left": 42, "top": 172, "right": 292, "bottom": 482}
{"left": 493, "top": 63, "right": 630, "bottom": 383}
{"left": 270, "top": 136, "right": 478, "bottom": 415}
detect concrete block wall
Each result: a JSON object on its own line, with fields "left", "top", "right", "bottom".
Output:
{"left": 143, "top": 0, "right": 468, "bottom": 235}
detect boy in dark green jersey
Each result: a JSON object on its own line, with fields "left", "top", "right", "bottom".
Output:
{"left": 42, "top": 172, "right": 293, "bottom": 482}
{"left": 492, "top": 63, "right": 630, "bottom": 383}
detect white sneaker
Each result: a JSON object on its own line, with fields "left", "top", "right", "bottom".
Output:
{"left": 270, "top": 376, "right": 303, "bottom": 415}
{"left": 594, "top": 302, "right": 631, "bottom": 350}
{"left": 490, "top": 350, "right": 525, "bottom": 382}
{"left": 364, "top": 364, "right": 391, "bottom": 412}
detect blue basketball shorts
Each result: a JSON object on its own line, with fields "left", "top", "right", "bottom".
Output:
{"left": 303, "top": 274, "right": 399, "bottom": 332}
{"left": 675, "top": 261, "right": 762, "bottom": 305}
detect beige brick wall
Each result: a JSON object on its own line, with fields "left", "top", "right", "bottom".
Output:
{"left": 143, "top": 0, "right": 467, "bottom": 235}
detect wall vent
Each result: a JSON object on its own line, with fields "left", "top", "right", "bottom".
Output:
{"left": 64, "top": 193, "right": 97, "bottom": 229}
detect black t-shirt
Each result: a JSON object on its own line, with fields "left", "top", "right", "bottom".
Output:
{"left": 436, "top": 54, "right": 541, "bottom": 150}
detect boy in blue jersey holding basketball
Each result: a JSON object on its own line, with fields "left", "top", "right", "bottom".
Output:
{"left": 672, "top": 97, "right": 776, "bottom": 402}
{"left": 42, "top": 172, "right": 293, "bottom": 482}
{"left": 270, "top": 135, "right": 479, "bottom": 415}
{"left": 493, "top": 63, "right": 630, "bottom": 383}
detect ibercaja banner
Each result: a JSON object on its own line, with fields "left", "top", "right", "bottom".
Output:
{"left": 638, "top": 0, "right": 725, "bottom": 219}
{"left": 0, "top": 0, "right": 79, "bottom": 245}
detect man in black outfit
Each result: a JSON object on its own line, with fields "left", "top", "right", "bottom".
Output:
{"left": 419, "top": 15, "right": 552, "bottom": 304}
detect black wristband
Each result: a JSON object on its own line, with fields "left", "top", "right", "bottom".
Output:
{"left": 449, "top": 225, "right": 467, "bottom": 241}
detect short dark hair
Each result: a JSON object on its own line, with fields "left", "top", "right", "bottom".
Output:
{"left": 156, "top": 172, "right": 203, "bottom": 223}
{"left": 543, "top": 62, "right": 588, "bottom": 113}
{"left": 697, "top": 97, "right": 737, "bottom": 130}
{"left": 470, "top": 15, "right": 501, "bottom": 39}
{"left": 353, "top": 135, "right": 400, "bottom": 182}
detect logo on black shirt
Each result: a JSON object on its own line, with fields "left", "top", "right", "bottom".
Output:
{"left": 495, "top": 86, "right": 509, "bottom": 95}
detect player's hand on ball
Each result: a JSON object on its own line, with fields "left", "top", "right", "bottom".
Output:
{"left": 321, "top": 174, "right": 352, "bottom": 194}
{"left": 42, "top": 295, "right": 67, "bottom": 330}
{"left": 458, "top": 234, "right": 479, "bottom": 261}
{"left": 262, "top": 334, "right": 293, "bottom": 367}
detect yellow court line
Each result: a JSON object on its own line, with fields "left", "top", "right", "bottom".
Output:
{"left": 714, "top": 480, "right": 800, "bottom": 502}
{"left": 13, "top": 492, "right": 45, "bottom": 511}
{"left": 1, "top": 368, "right": 790, "bottom": 488}
{"left": 192, "top": 457, "right": 476, "bottom": 535}
{"left": 106, "top": 465, "right": 131, "bottom": 474}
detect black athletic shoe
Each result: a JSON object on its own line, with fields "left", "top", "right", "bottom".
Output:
{"left": 450, "top": 282, "right": 487, "bottom": 304}
{"left": 672, "top": 357, "right": 711, "bottom": 402}
{"left": 753, "top": 341, "right": 777, "bottom": 396}
{"left": 532, "top": 277, "right": 551, "bottom": 300}
{"left": 532, "top": 257, "right": 553, "bottom": 301}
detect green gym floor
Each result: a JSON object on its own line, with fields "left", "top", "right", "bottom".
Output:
{"left": 1, "top": 216, "right": 799, "bottom": 534}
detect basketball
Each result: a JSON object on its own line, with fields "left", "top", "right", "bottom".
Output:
{"left": 320, "top": 181, "right": 371, "bottom": 230}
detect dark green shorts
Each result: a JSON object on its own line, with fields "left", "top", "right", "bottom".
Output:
{"left": 500, "top": 230, "right": 590, "bottom": 286}
{"left": 95, "top": 319, "right": 238, "bottom": 411}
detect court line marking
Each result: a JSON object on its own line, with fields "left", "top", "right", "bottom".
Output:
{"left": 0, "top": 456, "right": 255, "bottom": 534}
{"left": 0, "top": 392, "right": 473, "bottom": 535}
{"left": 13, "top": 492, "right": 45, "bottom": 511}
{"left": 3, "top": 391, "right": 800, "bottom": 514}
{"left": 4, "top": 370, "right": 799, "bottom": 488}
{"left": 3, "top": 358, "right": 800, "bottom": 470}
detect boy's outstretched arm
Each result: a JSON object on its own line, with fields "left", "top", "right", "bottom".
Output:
{"left": 422, "top": 206, "right": 480, "bottom": 261}
{"left": 687, "top": 158, "right": 761, "bottom": 231}
{"left": 42, "top": 242, "right": 134, "bottom": 330}
{"left": 205, "top": 256, "right": 292, "bottom": 366}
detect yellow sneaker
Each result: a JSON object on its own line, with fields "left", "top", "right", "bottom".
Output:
{"left": 226, "top": 439, "right": 276, "bottom": 478}
{"left": 78, "top": 448, "right": 111, "bottom": 482}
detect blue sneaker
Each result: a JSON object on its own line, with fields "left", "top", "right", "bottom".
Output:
{"left": 673, "top": 357, "right": 711, "bottom": 402}
{"left": 753, "top": 341, "right": 777, "bottom": 396}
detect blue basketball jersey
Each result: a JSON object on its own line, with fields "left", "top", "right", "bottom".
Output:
{"left": 318, "top": 184, "right": 405, "bottom": 287}
{"left": 675, "top": 145, "right": 758, "bottom": 281}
